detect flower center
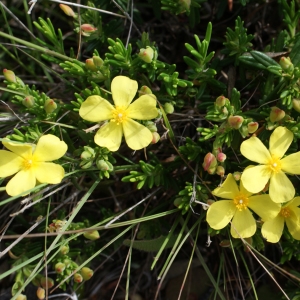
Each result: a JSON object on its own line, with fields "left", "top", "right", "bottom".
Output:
{"left": 233, "top": 193, "right": 249, "bottom": 211}
{"left": 111, "top": 106, "right": 127, "bottom": 125}
{"left": 280, "top": 207, "right": 291, "bottom": 218}
{"left": 267, "top": 155, "right": 282, "bottom": 173}
{"left": 21, "top": 155, "right": 36, "bottom": 171}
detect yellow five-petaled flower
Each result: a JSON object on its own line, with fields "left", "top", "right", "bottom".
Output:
{"left": 262, "top": 197, "right": 300, "bottom": 243}
{"left": 240, "top": 126, "right": 300, "bottom": 203}
{"left": 0, "top": 135, "right": 67, "bottom": 196}
{"left": 206, "top": 174, "right": 280, "bottom": 238}
{"left": 79, "top": 76, "right": 158, "bottom": 151}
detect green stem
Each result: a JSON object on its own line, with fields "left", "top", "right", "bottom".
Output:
{"left": 0, "top": 31, "right": 84, "bottom": 64}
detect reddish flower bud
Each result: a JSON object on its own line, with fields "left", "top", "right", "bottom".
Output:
{"left": 151, "top": 132, "right": 160, "bottom": 144}
{"left": 81, "top": 24, "right": 97, "bottom": 34}
{"left": 216, "top": 152, "right": 226, "bottom": 162}
{"left": 138, "top": 46, "right": 154, "bottom": 63}
{"left": 233, "top": 172, "right": 241, "bottom": 181}
{"left": 40, "top": 277, "right": 54, "bottom": 289}
{"left": 279, "top": 57, "right": 294, "bottom": 72}
{"left": 215, "top": 95, "right": 227, "bottom": 107}
{"left": 269, "top": 106, "right": 285, "bottom": 123}
{"left": 85, "top": 58, "right": 97, "bottom": 71}
{"left": 92, "top": 56, "right": 104, "bottom": 67}
{"left": 44, "top": 99, "right": 57, "bottom": 114}
{"left": 228, "top": 115, "right": 244, "bottom": 129}
{"left": 60, "top": 244, "right": 69, "bottom": 255}
{"left": 55, "top": 262, "right": 66, "bottom": 273}
{"left": 74, "top": 273, "right": 83, "bottom": 283}
{"left": 202, "top": 153, "right": 217, "bottom": 174}
{"left": 80, "top": 267, "right": 94, "bottom": 280}
{"left": 3, "top": 69, "right": 16, "bottom": 83}
{"left": 247, "top": 122, "right": 259, "bottom": 134}
{"left": 36, "top": 287, "right": 45, "bottom": 300}
{"left": 59, "top": 4, "right": 76, "bottom": 17}
{"left": 22, "top": 96, "right": 35, "bottom": 108}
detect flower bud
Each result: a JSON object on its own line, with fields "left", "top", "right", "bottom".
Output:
{"left": 22, "top": 96, "right": 35, "bottom": 108}
{"left": 96, "top": 159, "right": 110, "bottom": 171}
{"left": 279, "top": 57, "right": 294, "bottom": 72}
{"left": 59, "top": 4, "right": 76, "bottom": 17}
{"left": 44, "top": 99, "right": 57, "bottom": 114}
{"left": 233, "top": 172, "right": 241, "bottom": 181}
{"left": 83, "top": 230, "right": 100, "bottom": 240}
{"left": 60, "top": 244, "right": 69, "bottom": 255}
{"left": 138, "top": 46, "right": 154, "bottom": 63}
{"left": 216, "top": 166, "right": 225, "bottom": 177}
{"left": 215, "top": 96, "right": 227, "bottom": 107}
{"left": 139, "top": 86, "right": 153, "bottom": 97}
{"left": 81, "top": 146, "right": 95, "bottom": 160}
{"left": 180, "top": 0, "right": 191, "bottom": 11}
{"left": 74, "top": 273, "right": 83, "bottom": 283}
{"left": 216, "top": 152, "right": 226, "bottom": 162}
{"left": 202, "top": 153, "right": 217, "bottom": 174}
{"left": 36, "top": 287, "right": 45, "bottom": 300}
{"left": 151, "top": 132, "right": 160, "bottom": 144}
{"left": 80, "top": 267, "right": 94, "bottom": 280}
{"left": 92, "top": 56, "right": 104, "bottom": 67}
{"left": 144, "top": 121, "right": 157, "bottom": 132}
{"left": 81, "top": 24, "right": 97, "bottom": 35}
{"left": 269, "top": 106, "right": 285, "bottom": 123}
{"left": 3, "top": 69, "right": 16, "bottom": 83}
{"left": 40, "top": 277, "right": 54, "bottom": 289}
{"left": 207, "top": 199, "right": 215, "bottom": 206}
{"left": 55, "top": 262, "right": 66, "bottom": 273}
{"left": 247, "top": 122, "right": 259, "bottom": 133}
{"left": 85, "top": 58, "right": 97, "bottom": 71}
{"left": 80, "top": 160, "right": 93, "bottom": 169}
{"left": 292, "top": 99, "right": 300, "bottom": 113}
{"left": 163, "top": 103, "right": 174, "bottom": 114}
{"left": 228, "top": 115, "right": 244, "bottom": 129}
{"left": 16, "top": 295, "right": 27, "bottom": 300}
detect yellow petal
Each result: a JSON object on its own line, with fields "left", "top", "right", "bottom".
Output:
{"left": 248, "top": 195, "right": 281, "bottom": 221}
{"left": 111, "top": 76, "right": 138, "bottom": 108}
{"left": 269, "top": 171, "right": 294, "bottom": 203}
{"left": 2, "top": 140, "right": 33, "bottom": 159}
{"left": 206, "top": 200, "right": 236, "bottom": 230}
{"left": 212, "top": 173, "right": 240, "bottom": 199}
{"left": 6, "top": 170, "right": 36, "bottom": 196}
{"left": 240, "top": 136, "right": 271, "bottom": 164}
{"left": 269, "top": 126, "right": 293, "bottom": 159}
{"left": 126, "top": 95, "right": 158, "bottom": 120}
{"left": 94, "top": 121, "right": 123, "bottom": 151}
{"left": 33, "top": 135, "right": 67, "bottom": 162}
{"left": 281, "top": 152, "right": 300, "bottom": 174}
{"left": 286, "top": 209, "right": 300, "bottom": 240}
{"left": 288, "top": 196, "right": 300, "bottom": 208}
{"left": 239, "top": 171, "right": 254, "bottom": 197}
{"left": 35, "top": 162, "right": 65, "bottom": 184}
{"left": 79, "top": 95, "right": 114, "bottom": 122}
{"left": 241, "top": 165, "right": 271, "bottom": 193}
{"left": 261, "top": 215, "right": 284, "bottom": 243}
{"left": 122, "top": 118, "right": 152, "bottom": 150}
{"left": 231, "top": 208, "right": 256, "bottom": 238}
{"left": 0, "top": 150, "right": 23, "bottom": 177}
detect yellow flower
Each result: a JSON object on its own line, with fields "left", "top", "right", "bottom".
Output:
{"left": 79, "top": 76, "right": 158, "bottom": 151}
{"left": 207, "top": 174, "right": 280, "bottom": 238}
{"left": 261, "top": 197, "right": 300, "bottom": 243}
{"left": 0, "top": 135, "right": 67, "bottom": 196}
{"left": 240, "top": 126, "right": 300, "bottom": 203}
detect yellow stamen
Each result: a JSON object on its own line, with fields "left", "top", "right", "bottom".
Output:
{"left": 267, "top": 155, "right": 282, "bottom": 173}
{"left": 111, "top": 106, "right": 127, "bottom": 125}
{"left": 233, "top": 193, "right": 249, "bottom": 211}
{"left": 21, "top": 155, "right": 36, "bottom": 171}
{"left": 280, "top": 207, "right": 291, "bottom": 218}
